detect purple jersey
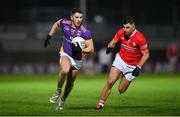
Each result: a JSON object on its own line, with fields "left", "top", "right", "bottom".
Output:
{"left": 59, "top": 18, "right": 92, "bottom": 60}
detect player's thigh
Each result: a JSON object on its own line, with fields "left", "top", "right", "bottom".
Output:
{"left": 119, "top": 76, "right": 131, "bottom": 92}
{"left": 108, "top": 67, "right": 122, "bottom": 85}
{"left": 59, "top": 56, "right": 71, "bottom": 72}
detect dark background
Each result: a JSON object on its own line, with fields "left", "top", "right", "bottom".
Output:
{"left": 0, "top": 0, "right": 179, "bottom": 73}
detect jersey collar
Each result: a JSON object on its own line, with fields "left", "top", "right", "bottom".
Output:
{"left": 130, "top": 29, "right": 137, "bottom": 37}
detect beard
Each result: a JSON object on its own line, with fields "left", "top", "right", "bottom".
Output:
{"left": 124, "top": 32, "right": 130, "bottom": 40}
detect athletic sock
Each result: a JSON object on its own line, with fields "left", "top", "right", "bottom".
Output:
{"left": 99, "top": 98, "right": 105, "bottom": 106}
{"left": 57, "top": 88, "right": 62, "bottom": 93}
{"left": 60, "top": 98, "right": 65, "bottom": 105}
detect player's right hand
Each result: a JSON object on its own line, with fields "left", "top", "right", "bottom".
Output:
{"left": 106, "top": 47, "right": 113, "bottom": 54}
{"left": 132, "top": 66, "right": 141, "bottom": 76}
{"left": 44, "top": 34, "right": 52, "bottom": 48}
{"left": 71, "top": 42, "right": 82, "bottom": 53}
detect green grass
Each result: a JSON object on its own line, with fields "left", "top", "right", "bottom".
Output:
{"left": 0, "top": 73, "right": 180, "bottom": 116}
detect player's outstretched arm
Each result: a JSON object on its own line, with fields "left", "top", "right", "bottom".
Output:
{"left": 49, "top": 20, "right": 61, "bottom": 36}
{"left": 106, "top": 39, "right": 116, "bottom": 54}
{"left": 107, "top": 39, "right": 116, "bottom": 48}
{"left": 44, "top": 20, "right": 61, "bottom": 48}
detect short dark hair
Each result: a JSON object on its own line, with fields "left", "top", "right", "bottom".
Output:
{"left": 122, "top": 16, "right": 135, "bottom": 25}
{"left": 71, "top": 8, "right": 83, "bottom": 16}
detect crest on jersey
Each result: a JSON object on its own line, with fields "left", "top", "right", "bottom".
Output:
{"left": 77, "top": 30, "right": 81, "bottom": 33}
{"left": 76, "top": 33, "right": 81, "bottom": 37}
{"left": 76, "top": 31, "right": 82, "bottom": 37}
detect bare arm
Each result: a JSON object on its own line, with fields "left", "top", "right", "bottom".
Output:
{"left": 107, "top": 39, "right": 116, "bottom": 48}
{"left": 138, "top": 50, "right": 150, "bottom": 67}
{"left": 44, "top": 19, "right": 61, "bottom": 48}
{"left": 82, "top": 39, "right": 94, "bottom": 54}
{"left": 49, "top": 20, "right": 61, "bottom": 36}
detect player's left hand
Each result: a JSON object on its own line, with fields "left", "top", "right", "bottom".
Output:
{"left": 71, "top": 42, "right": 82, "bottom": 53}
{"left": 44, "top": 34, "right": 52, "bottom": 48}
{"left": 106, "top": 48, "right": 113, "bottom": 54}
{"left": 132, "top": 66, "right": 141, "bottom": 76}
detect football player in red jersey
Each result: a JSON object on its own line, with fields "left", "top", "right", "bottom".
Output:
{"left": 96, "top": 16, "right": 150, "bottom": 109}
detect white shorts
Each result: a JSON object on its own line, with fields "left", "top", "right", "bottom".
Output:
{"left": 112, "top": 54, "right": 136, "bottom": 81}
{"left": 59, "top": 52, "right": 83, "bottom": 70}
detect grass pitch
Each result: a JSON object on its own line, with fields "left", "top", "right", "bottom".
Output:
{"left": 0, "top": 73, "right": 180, "bottom": 116}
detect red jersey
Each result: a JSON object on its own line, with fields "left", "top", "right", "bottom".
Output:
{"left": 113, "top": 28, "right": 149, "bottom": 66}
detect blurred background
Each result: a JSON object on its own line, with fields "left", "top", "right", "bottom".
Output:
{"left": 0, "top": 0, "right": 179, "bottom": 74}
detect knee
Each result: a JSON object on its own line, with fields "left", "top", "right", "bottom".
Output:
{"left": 60, "top": 69, "right": 69, "bottom": 76}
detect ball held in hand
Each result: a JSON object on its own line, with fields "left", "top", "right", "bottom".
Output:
{"left": 72, "top": 37, "right": 86, "bottom": 49}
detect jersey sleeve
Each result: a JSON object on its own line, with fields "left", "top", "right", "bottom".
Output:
{"left": 137, "top": 33, "right": 149, "bottom": 52}
{"left": 83, "top": 30, "right": 92, "bottom": 41}
{"left": 59, "top": 18, "right": 65, "bottom": 28}
{"left": 113, "top": 28, "right": 124, "bottom": 43}
{"left": 60, "top": 18, "right": 71, "bottom": 28}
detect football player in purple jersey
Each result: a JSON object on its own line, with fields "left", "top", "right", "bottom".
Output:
{"left": 44, "top": 8, "right": 94, "bottom": 110}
